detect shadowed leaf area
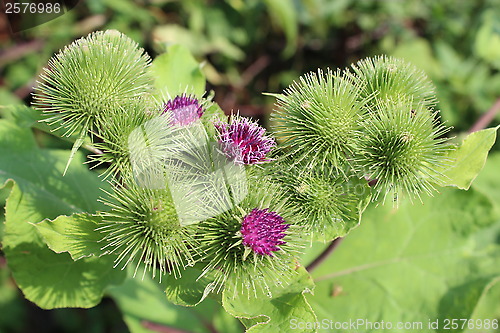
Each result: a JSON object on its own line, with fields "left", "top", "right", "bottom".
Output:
{"left": 307, "top": 181, "right": 500, "bottom": 332}
{"left": 0, "top": 120, "right": 125, "bottom": 309}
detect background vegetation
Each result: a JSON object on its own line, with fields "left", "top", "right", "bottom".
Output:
{"left": 1, "top": 0, "right": 499, "bottom": 332}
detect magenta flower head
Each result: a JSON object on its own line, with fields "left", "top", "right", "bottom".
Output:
{"left": 197, "top": 180, "right": 304, "bottom": 297}
{"left": 162, "top": 94, "right": 204, "bottom": 126}
{"left": 214, "top": 116, "right": 276, "bottom": 165}
{"left": 240, "top": 208, "right": 290, "bottom": 256}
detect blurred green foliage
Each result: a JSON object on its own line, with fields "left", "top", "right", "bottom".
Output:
{"left": 2, "top": 0, "right": 499, "bottom": 129}
{"left": 1, "top": 1, "right": 499, "bottom": 332}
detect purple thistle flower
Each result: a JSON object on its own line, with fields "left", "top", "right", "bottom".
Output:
{"left": 214, "top": 116, "right": 276, "bottom": 165}
{"left": 240, "top": 208, "right": 290, "bottom": 256}
{"left": 162, "top": 95, "right": 204, "bottom": 126}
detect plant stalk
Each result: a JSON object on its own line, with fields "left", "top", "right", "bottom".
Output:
{"left": 306, "top": 237, "right": 344, "bottom": 272}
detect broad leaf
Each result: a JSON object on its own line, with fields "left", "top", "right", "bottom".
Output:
{"left": 150, "top": 44, "right": 206, "bottom": 98}
{"left": 0, "top": 119, "right": 106, "bottom": 214}
{"left": 308, "top": 187, "right": 500, "bottom": 332}
{"left": 312, "top": 177, "right": 372, "bottom": 243}
{"left": 471, "top": 151, "right": 500, "bottom": 213}
{"left": 0, "top": 119, "right": 125, "bottom": 309}
{"left": 222, "top": 265, "right": 317, "bottom": 332}
{"left": 108, "top": 272, "right": 239, "bottom": 333}
{"left": 0, "top": 261, "right": 25, "bottom": 332}
{"left": 34, "top": 213, "right": 106, "bottom": 260}
{"left": 0, "top": 180, "right": 12, "bottom": 240}
{"left": 4, "top": 183, "right": 124, "bottom": 309}
{"left": 463, "top": 277, "right": 500, "bottom": 333}
{"left": 163, "top": 266, "right": 216, "bottom": 307}
{"left": 0, "top": 105, "right": 93, "bottom": 156}
{"left": 441, "top": 127, "right": 498, "bottom": 189}
{"left": 462, "top": 151, "right": 500, "bottom": 332}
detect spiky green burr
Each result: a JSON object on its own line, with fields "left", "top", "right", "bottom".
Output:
{"left": 270, "top": 69, "right": 366, "bottom": 173}
{"left": 33, "top": 30, "right": 152, "bottom": 136}
{"left": 98, "top": 181, "right": 199, "bottom": 280}
{"left": 268, "top": 158, "right": 371, "bottom": 242}
{"left": 33, "top": 30, "right": 153, "bottom": 173}
{"left": 350, "top": 55, "right": 437, "bottom": 109}
{"left": 355, "top": 99, "right": 450, "bottom": 203}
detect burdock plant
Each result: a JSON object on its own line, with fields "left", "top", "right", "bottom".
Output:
{"left": 214, "top": 114, "right": 276, "bottom": 165}
{"left": 15, "top": 30, "right": 494, "bottom": 333}
{"left": 350, "top": 55, "right": 438, "bottom": 109}
{"left": 197, "top": 177, "right": 303, "bottom": 298}
{"left": 33, "top": 30, "right": 153, "bottom": 174}
{"left": 355, "top": 98, "right": 450, "bottom": 202}
{"left": 98, "top": 179, "right": 199, "bottom": 280}
{"left": 267, "top": 158, "right": 371, "bottom": 242}
{"left": 270, "top": 69, "right": 366, "bottom": 173}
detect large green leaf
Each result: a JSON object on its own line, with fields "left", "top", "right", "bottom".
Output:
{"left": 461, "top": 151, "right": 500, "bottom": 333}
{"left": 463, "top": 277, "right": 500, "bottom": 333}
{"left": 222, "top": 265, "right": 317, "bottom": 333}
{"left": 0, "top": 119, "right": 125, "bottom": 309}
{"left": 150, "top": 44, "right": 206, "bottom": 98}
{"left": 0, "top": 180, "right": 11, "bottom": 240}
{"left": 163, "top": 266, "right": 216, "bottom": 307}
{"left": 1, "top": 105, "right": 93, "bottom": 150}
{"left": 0, "top": 120, "right": 106, "bottom": 208}
{"left": 0, "top": 262, "right": 25, "bottom": 332}
{"left": 34, "top": 213, "right": 106, "bottom": 260}
{"left": 441, "top": 127, "right": 498, "bottom": 190}
{"left": 471, "top": 151, "right": 500, "bottom": 213}
{"left": 307, "top": 187, "right": 500, "bottom": 332}
{"left": 108, "top": 272, "right": 241, "bottom": 333}
{"left": 474, "top": 9, "right": 500, "bottom": 69}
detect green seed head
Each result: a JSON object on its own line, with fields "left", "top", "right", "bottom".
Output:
{"left": 33, "top": 30, "right": 152, "bottom": 137}
{"left": 98, "top": 181, "right": 198, "bottom": 280}
{"left": 355, "top": 99, "right": 450, "bottom": 204}
{"left": 90, "top": 97, "right": 155, "bottom": 178}
{"left": 268, "top": 158, "right": 370, "bottom": 242}
{"left": 350, "top": 55, "right": 437, "bottom": 110}
{"left": 270, "top": 69, "right": 366, "bottom": 174}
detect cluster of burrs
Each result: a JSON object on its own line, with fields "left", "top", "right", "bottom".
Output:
{"left": 33, "top": 30, "right": 450, "bottom": 298}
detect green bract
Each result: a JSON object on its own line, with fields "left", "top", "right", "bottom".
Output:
{"left": 91, "top": 98, "right": 154, "bottom": 177}
{"left": 268, "top": 158, "right": 371, "bottom": 242}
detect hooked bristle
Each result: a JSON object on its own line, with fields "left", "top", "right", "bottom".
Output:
{"left": 270, "top": 69, "right": 366, "bottom": 174}
{"left": 98, "top": 182, "right": 199, "bottom": 280}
